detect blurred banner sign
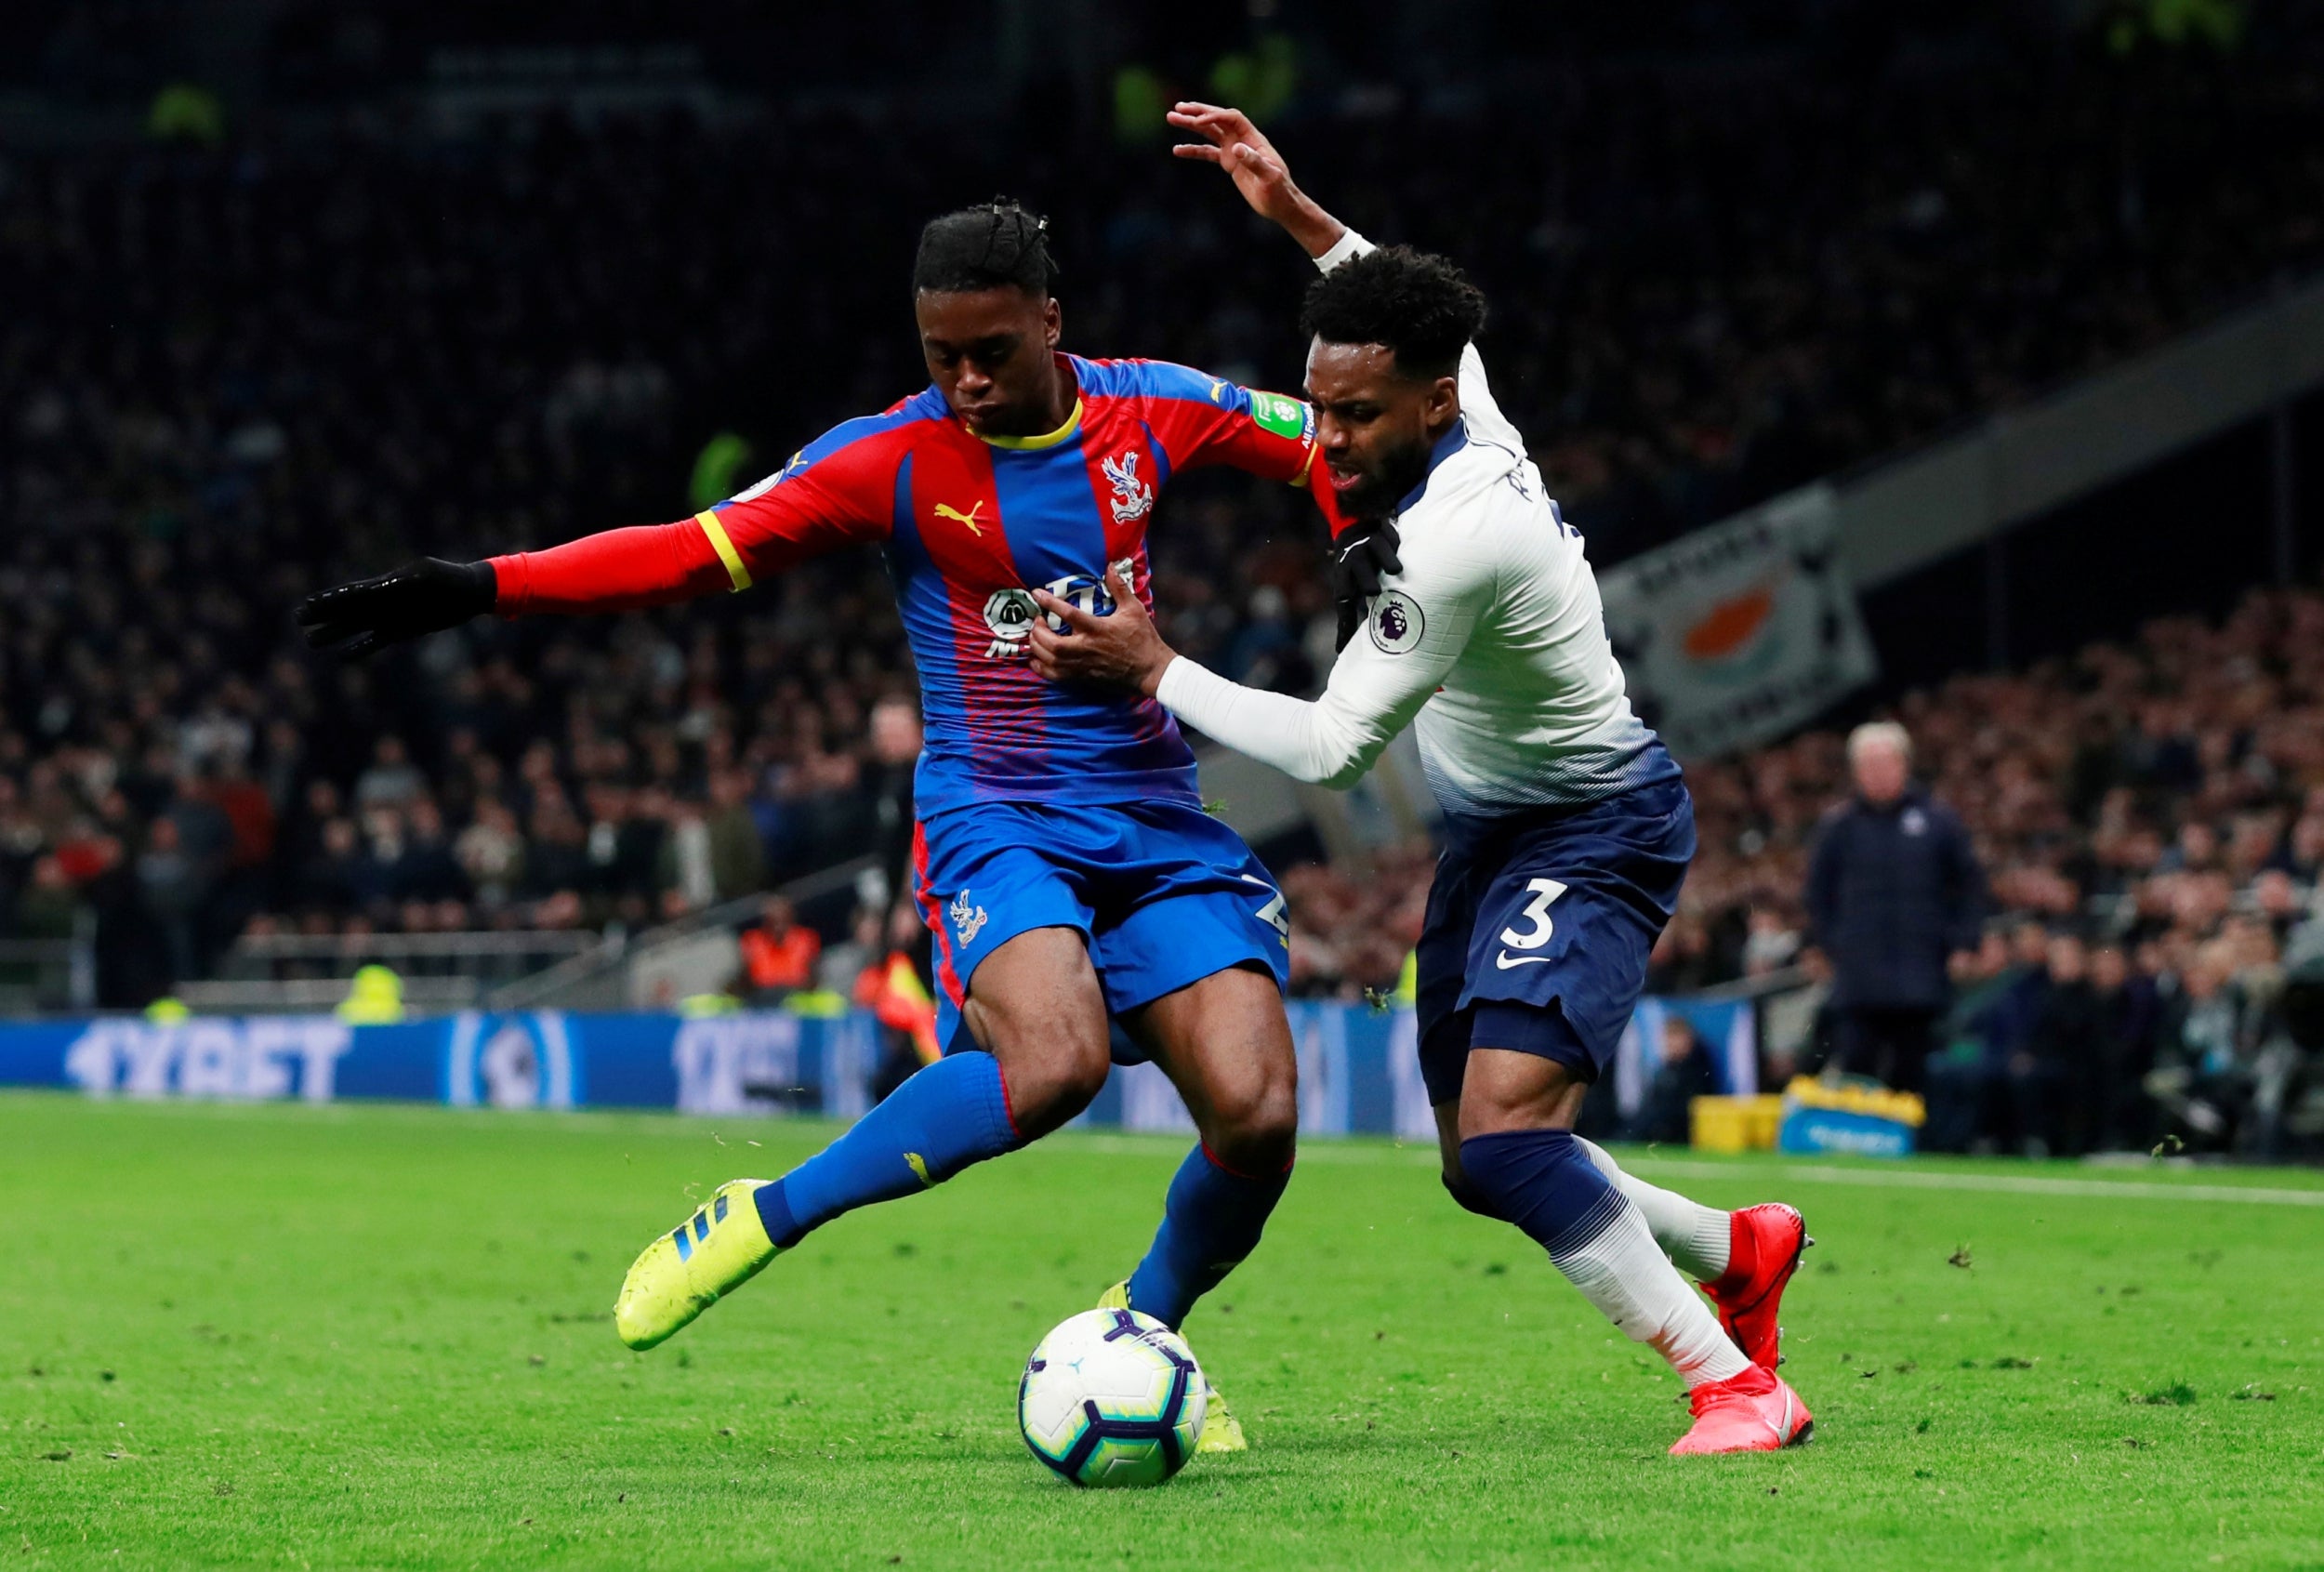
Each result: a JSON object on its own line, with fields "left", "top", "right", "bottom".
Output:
{"left": 0, "top": 1000, "right": 1744, "bottom": 1139}
{"left": 1598, "top": 484, "right": 1877, "bottom": 758}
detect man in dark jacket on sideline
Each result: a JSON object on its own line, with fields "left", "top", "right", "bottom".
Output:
{"left": 1805, "top": 721, "right": 1986, "bottom": 1093}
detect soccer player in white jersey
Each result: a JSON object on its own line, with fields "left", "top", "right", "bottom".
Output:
{"left": 1030, "top": 104, "right": 1816, "bottom": 1455}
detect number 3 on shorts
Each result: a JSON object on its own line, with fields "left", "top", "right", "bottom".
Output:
{"left": 1498, "top": 878, "right": 1569, "bottom": 951}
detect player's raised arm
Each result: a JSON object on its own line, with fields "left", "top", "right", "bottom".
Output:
{"left": 1033, "top": 230, "right": 1502, "bottom": 784}
{"left": 1167, "top": 102, "right": 1347, "bottom": 261}
{"left": 1168, "top": 102, "right": 1400, "bottom": 637}
{"left": 1170, "top": 101, "right": 1520, "bottom": 456}
{"left": 296, "top": 420, "right": 898, "bottom": 657}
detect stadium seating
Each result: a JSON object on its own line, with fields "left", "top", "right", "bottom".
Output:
{"left": 1, "top": 21, "right": 2319, "bottom": 1042}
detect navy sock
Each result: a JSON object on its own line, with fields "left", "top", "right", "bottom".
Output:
{"left": 1124, "top": 1143, "right": 1292, "bottom": 1329}
{"left": 1457, "top": 1129, "right": 1624, "bottom": 1257}
{"left": 753, "top": 1050, "right": 1021, "bottom": 1248}
{"left": 1460, "top": 1128, "right": 1750, "bottom": 1383}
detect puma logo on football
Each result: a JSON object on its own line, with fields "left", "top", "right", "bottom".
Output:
{"left": 933, "top": 500, "right": 986, "bottom": 535}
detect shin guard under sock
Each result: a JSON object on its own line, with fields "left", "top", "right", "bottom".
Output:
{"left": 754, "top": 1050, "right": 1020, "bottom": 1248}
{"left": 1124, "top": 1143, "right": 1292, "bottom": 1329}
{"left": 1461, "top": 1129, "right": 1749, "bottom": 1388}
{"left": 1575, "top": 1135, "right": 1733, "bottom": 1283}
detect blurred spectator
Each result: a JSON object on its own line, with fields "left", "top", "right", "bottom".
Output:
{"left": 136, "top": 816, "right": 207, "bottom": 984}
{"left": 2015, "top": 933, "right": 2101, "bottom": 1157}
{"left": 816, "top": 905, "right": 886, "bottom": 998}
{"left": 2144, "top": 941, "right": 2263, "bottom": 1150}
{"left": 2089, "top": 945, "right": 2160, "bottom": 1152}
{"left": 1805, "top": 723, "right": 1986, "bottom": 1093}
{"left": 394, "top": 799, "right": 468, "bottom": 907}
{"left": 1923, "top": 920, "right": 2052, "bottom": 1153}
{"left": 354, "top": 738, "right": 426, "bottom": 812}
{"left": 1645, "top": 913, "right": 1720, "bottom": 994}
{"left": 523, "top": 804, "right": 592, "bottom": 915}
{"left": 865, "top": 698, "right": 924, "bottom": 911}
{"left": 1626, "top": 1014, "right": 1722, "bottom": 1145}
{"left": 704, "top": 770, "right": 770, "bottom": 904}
{"left": 737, "top": 895, "right": 822, "bottom": 1002}
{"left": 1739, "top": 906, "right": 1804, "bottom": 977}
{"left": 455, "top": 800, "right": 526, "bottom": 915}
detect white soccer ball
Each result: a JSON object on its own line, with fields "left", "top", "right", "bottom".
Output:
{"left": 1018, "top": 1308, "right": 1207, "bottom": 1487}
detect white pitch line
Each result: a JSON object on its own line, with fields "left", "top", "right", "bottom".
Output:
{"left": 1628, "top": 1157, "right": 2324, "bottom": 1209}
{"left": 1057, "top": 1133, "right": 2324, "bottom": 1206}
{"left": 1061, "top": 1132, "right": 1436, "bottom": 1167}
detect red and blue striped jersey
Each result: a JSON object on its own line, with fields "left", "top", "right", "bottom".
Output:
{"left": 659, "top": 355, "right": 1331, "bottom": 815}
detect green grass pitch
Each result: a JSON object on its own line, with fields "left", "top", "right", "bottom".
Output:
{"left": 4, "top": 1092, "right": 2320, "bottom": 1569}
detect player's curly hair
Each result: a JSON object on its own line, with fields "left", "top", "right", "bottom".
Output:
{"left": 912, "top": 199, "right": 1058, "bottom": 297}
{"left": 1300, "top": 244, "right": 1486, "bottom": 381}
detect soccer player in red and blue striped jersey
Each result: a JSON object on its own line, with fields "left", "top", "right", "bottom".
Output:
{"left": 297, "top": 202, "right": 1341, "bottom": 1451}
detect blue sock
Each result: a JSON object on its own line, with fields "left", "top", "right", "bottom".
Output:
{"left": 1457, "top": 1129, "right": 1623, "bottom": 1256}
{"left": 1124, "top": 1143, "right": 1292, "bottom": 1329}
{"left": 753, "top": 1051, "right": 1021, "bottom": 1248}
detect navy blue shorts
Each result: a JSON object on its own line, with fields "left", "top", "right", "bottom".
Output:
{"left": 1414, "top": 778, "right": 1694, "bottom": 1105}
{"left": 912, "top": 799, "right": 1292, "bottom": 1059}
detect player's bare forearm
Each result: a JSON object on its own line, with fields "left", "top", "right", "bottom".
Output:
{"left": 1167, "top": 101, "right": 1346, "bottom": 259}
{"left": 1027, "top": 570, "right": 1176, "bottom": 698}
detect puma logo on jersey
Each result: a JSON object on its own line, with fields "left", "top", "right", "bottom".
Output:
{"left": 933, "top": 500, "right": 986, "bottom": 535}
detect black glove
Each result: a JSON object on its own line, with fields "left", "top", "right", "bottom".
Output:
{"left": 296, "top": 559, "right": 497, "bottom": 659}
{"left": 1325, "top": 517, "right": 1403, "bottom": 651}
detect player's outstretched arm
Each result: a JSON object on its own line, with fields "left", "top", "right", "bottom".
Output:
{"left": 296, "top": 519, "right": 736, "bottom": 657}
{"left": 1168, "top": 102, "right": 1346, "bottom": 260}
{"left": 298, "top": 425, "right": 897, "bottom": 656}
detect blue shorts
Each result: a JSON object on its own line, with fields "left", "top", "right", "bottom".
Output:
{"left": 1414, "top": 778, "right": 1695, "bottom": 1105}
{"left": 911, "top": 799, "right": 1292, "bottom": 1059}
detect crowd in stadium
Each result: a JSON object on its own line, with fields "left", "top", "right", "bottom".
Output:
{"left": 0, "top": 15, "right": 2318, "bottom": 1149}
{"left": 1278, "top": 588, "right": 2324, "bottom": 1158}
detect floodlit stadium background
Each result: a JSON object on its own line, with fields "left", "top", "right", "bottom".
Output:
{"left": 0, "top": 0, "right": 2319, "bottom": 1160}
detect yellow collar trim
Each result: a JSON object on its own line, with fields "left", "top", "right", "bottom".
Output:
{"left": 977, "top": 399, "right": 1083, "bottom": 451}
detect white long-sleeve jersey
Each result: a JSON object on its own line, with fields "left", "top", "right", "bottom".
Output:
{"left": 1154, "top": 231, "right": 1674, "bottom": 818}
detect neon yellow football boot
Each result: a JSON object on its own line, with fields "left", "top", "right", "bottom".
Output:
{"left": 1099, "top": 1280, "right": 1248, "bottom": 1453}
{"left": 614, "top": 1179, "right": 781, "bottom": 1350}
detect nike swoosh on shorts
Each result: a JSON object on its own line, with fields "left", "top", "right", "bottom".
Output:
{"left": 1495, "top": 952, "right": 1552, "bottom": 970}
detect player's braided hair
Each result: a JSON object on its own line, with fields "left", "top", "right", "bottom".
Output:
{"left": 912, "top": 199, "right": 1058, "bottom": 297}
{"left": 1300, "top": 244, "right": 1486, "bottom": 381}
